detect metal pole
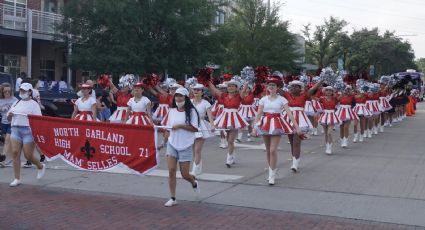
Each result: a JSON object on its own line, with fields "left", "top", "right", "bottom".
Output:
{"left": 27, "top": 9, "right": 33, "bottom": 78}
{"left": 67, "top": 33, "right": 72, "bottom": 86}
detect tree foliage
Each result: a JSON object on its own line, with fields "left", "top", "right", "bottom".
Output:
{"left": 303, "top": 17, "right": 417, "bottom": 76}
{"left": 59, "top": 0, "right": 221, "bottom": 78}
{"left": 216, "top": 0, "right": 299, "bottom": 73}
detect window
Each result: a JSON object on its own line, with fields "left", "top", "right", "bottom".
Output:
{"left": 3, "top": 0, "right": 27, "bottom": 30}
{"left": 0, "top": 54, "right": 22, "bottom": 78}
{"left": 214, "top": 10, "right": 226, "bottom": 25}
{"left": 40, "top": 60, "right": 55, "bottom": 80}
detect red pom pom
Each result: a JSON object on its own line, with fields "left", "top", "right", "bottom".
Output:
{"left": 253, "top": 83, "right": 265, "bottom": 96}
{"left": 197, "top": 68, "right": 214, "bottom": 86}
{"left": 255, "top": 66, "right": 270, "bottom": 84}
{"left": 223, "top": 73, "right": 233, "bottom": 82}
{"left": 142, "top": 73, "right": 160, "bottom": 88}
{"left": 97, "top": 74, "right": 110, "bottom": 88}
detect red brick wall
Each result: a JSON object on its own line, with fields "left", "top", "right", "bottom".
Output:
{"left": 28, "top": 0, "right": 42, "bottom": 11}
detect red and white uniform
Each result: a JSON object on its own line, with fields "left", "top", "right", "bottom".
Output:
{"left": 379, "top": 90, "right": 392, "bottom": 111}
{"left": 312, "top": 89, "right": 324, "bottom": 113}
{"left": 74, "top": 97, "right": 97, "bottom": 121}
{"left": 281, "top": 92, "right": 313, "bottom": 133}
{"left": 366, "top": 93, "right": 381, "bottom": 115}
{"left": 353, "top": 94, "right": 373, "bottom": 117}
{"left": 153, "top": 94, "right": 172, "bottom": 122}
{"left": 214, "top": 93, "right": 248, "bottom": 129}
{"left": 109, "top": 91, "right": 132, "bottom": 123}
{"left": 256, "top": 95, "right": 293, "bottom": 135}
{"left": 336, "top": 95, "right": 358, "bottom": 121}
{"left": 318, "top": 96, "right": 341, "bottom": 125}
{"left": 238, "top": 93, "right": 257, "bottom": 122}
{"left": 192, "top": 99, "right": 213, "bottom": 139}
{"left": 126, "top": 97, "right": 152, "bottom": 126}
{"left": 304, "top": 85, "right": 317, "bottom": 116}
{"left": 211, "top": 95, "right": 224, "bottom": 118}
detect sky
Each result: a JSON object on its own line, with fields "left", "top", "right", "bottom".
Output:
{"left": 275, "top": 0, "right": 425, "bottom": 59}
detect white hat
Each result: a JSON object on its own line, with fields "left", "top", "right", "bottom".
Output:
{"left": 20, "top": 83, "right": 33, "bottom": 91}
{"left": 226, "top": 80, "right": 241, "bottom": 88}
{"left": 169, "top": 83, "right": 183, "bottom": 89}
{"left": 191, "top": 83, "right": 205, "bottom": 89}
{"left": 322, "top": 86, "right": 334, "bottom": 92}
{"left": 288, "top": 80, "right": 304, "bottom": 88}
{"left": 175, "top": 87, "right": 189, "bottom": 96}
{"left": 217, "top": 83, "right": 227, "bottom": 88}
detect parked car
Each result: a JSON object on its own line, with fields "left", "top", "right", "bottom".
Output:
{"left": 38, "top": 82, "right": 78, "bottom": 118}
{"left": 0, "top": 72, "right": 14, "bottom": 87}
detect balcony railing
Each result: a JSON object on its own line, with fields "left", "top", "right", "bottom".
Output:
{"left": 0, "top": 3, "right": 63, "bottom": 35}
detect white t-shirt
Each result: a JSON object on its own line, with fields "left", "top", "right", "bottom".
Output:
{"left": 259, "top": 95, "right": 288, "bottom": 113}
{"left": 75, "top": 97, "right": 97, "bottom": 112}
{"left": 191, "top": 99, "right": 211, "bottom": 118}
{"left": 127, "top": 97, "right": 151, "bottom": 112}
{"left": 0, "top": 97, "right": 18, "bottom": 124}
{"left": 163, "top": 108, "right": 199, "bottom": 150}
{"left": 8, "top": 99, "right": 42, "bottom": 126}
{"left": 15, "top": 77, "right": 22, "bottom": 92}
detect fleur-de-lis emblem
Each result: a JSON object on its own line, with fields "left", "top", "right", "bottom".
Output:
{"left": 80, "top": 140, "right": 95, "bottom": 160}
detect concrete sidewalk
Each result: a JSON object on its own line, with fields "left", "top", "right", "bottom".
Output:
{"left": 1, "top": 103, "right": 425, "bottom": 228}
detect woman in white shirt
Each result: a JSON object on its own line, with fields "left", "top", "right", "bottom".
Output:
{"left": 252, "top": 76, "right": 301, "bottom": 185}
{"left": 71, "top": 84, "right": 97, "bottom": 121}
{"left": 161, "top": 87, "right": 200, "bottom": 207}
{"left": 125, "top": 82, "right": 153, "bottom": 125}
{"left": 190, "top": 83, "right": 214, "bottom": 176}
{"left": 0, "top": 83, "right": 18, "bottom": 166}
{"left": 7, "top": 83, "right": 45, "bottom": 187}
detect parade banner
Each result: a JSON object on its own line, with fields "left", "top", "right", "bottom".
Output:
{"left": 28, "top": 115, "right": 158, "bottom": 175}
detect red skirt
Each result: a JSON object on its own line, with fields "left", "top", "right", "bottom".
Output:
{"left": 256, "top": 113, "right": 293, "bottom": 135}
{"left": 214, "top": 108, "right": 248, "bottom": 130}
{"left": 336, "top": 105, "right": 358, "bottom": 121}
{"left": 74, "top": 111, "right": 96, "bottom": 121}
{"left": 126, "top": 112, "right": 152, "bottom": 126}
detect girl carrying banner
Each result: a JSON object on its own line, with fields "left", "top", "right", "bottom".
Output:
{"left": 7, "top": 83, "right": 45, "bottom": 187}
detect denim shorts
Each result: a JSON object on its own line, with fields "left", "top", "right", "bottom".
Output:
{"left": 1, "top": 123, "right": 11, "bottom": 134}
{"left": 166, "top": 143, "right": 193, "bottom": 162}
{"left": 11, "top": 126, "right": 34, "bottom": 144}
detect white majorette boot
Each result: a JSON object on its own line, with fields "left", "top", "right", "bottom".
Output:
{"left": 313, "top": 128, "right": 318, "bottom": 136}
{"left": 343, "top": 138, "right": 348, "bottom": 148}
{"left": 236, "top": 132, "right": 243, "bottom": 142}
{"left": 367, "top": 129, "right": 372, "bottom": 138}
{"left": 219, "top": 138, "right": 226, "bottom": 148}
{"left": 379, "top": 125, "right": 384, "bottom": 133}
{"left": 359, "top": 134, "right": 364, "bottom": 142}
{"left": 291, "top": 157, "right": 299, "bottom": 172}
{"left": 373, "top": 126, "right": 378, "bottom": 135}
{"left": 226, "top": 153, "right": 235, "bottom": 168}
{"left": 268, "top": 167, "right": 277, "bottom": 185}
{"left": 340, "top": 138, "right": 347, "bottom": 148}
{"left": 325, "top": 143, "right": 332, "bottom": 155}
{"left": 247, "top": 133, "right": 252, "bottom": 142}
{"left": 353, "top": 133, "right": 359, "bottom": 143}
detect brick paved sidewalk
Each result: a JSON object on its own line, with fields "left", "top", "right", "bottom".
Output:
{"left": 0, "top": 184, "right": 421, "bottom": 230}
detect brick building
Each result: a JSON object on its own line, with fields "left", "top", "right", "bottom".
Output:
{"left": 0, "top": 0, "right": 79, "bottom": 86}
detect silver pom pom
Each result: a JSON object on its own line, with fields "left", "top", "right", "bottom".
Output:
{"left": 320, "top": 67, "right": 337, "bottom": 85}
{"left": 333, "top": 80, "right": 346, "bottom": 92}
{"left": 164, "top": 77, "right": 177, "bottom": 87}
{"left": 185, "top": 77, "right": 198, "bottom": 88}
{"left": 240, "top": 66, "right": 256, "bottom": 84}
{"left": 312, "top": 76, "right": 321, "bottom": 83}
{"left": 118, "top": 74, "right": 136, "bottom": 89}
{"left": 299, "top": 74, "right": 310, "bottom": 86}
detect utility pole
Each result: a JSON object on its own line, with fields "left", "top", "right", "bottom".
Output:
{"left": 27, "top": 9, "right": 33, "bottom": 78}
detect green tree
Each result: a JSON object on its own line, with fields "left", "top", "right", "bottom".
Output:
{"left": 416, "top": 58, "right": 425, "bottom": 73}
{"left": 58, "top": 0, "right": 221, "bottom": 78}
{"left": 346, "top": 29, "right": 416, "bottom": 76}
{"left": 302, "top": 16, "right": 348, "bottom": 68}
{"left": 217, "top": 0, "right": 299, "bottom": 73}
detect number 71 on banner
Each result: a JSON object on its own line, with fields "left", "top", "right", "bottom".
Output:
{"left": 139, "top": 148, "right": 149, "bottom": 158}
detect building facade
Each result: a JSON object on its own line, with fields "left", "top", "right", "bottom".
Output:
{"left": 0, "top": 0, "right": 77, "bottom": 85}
